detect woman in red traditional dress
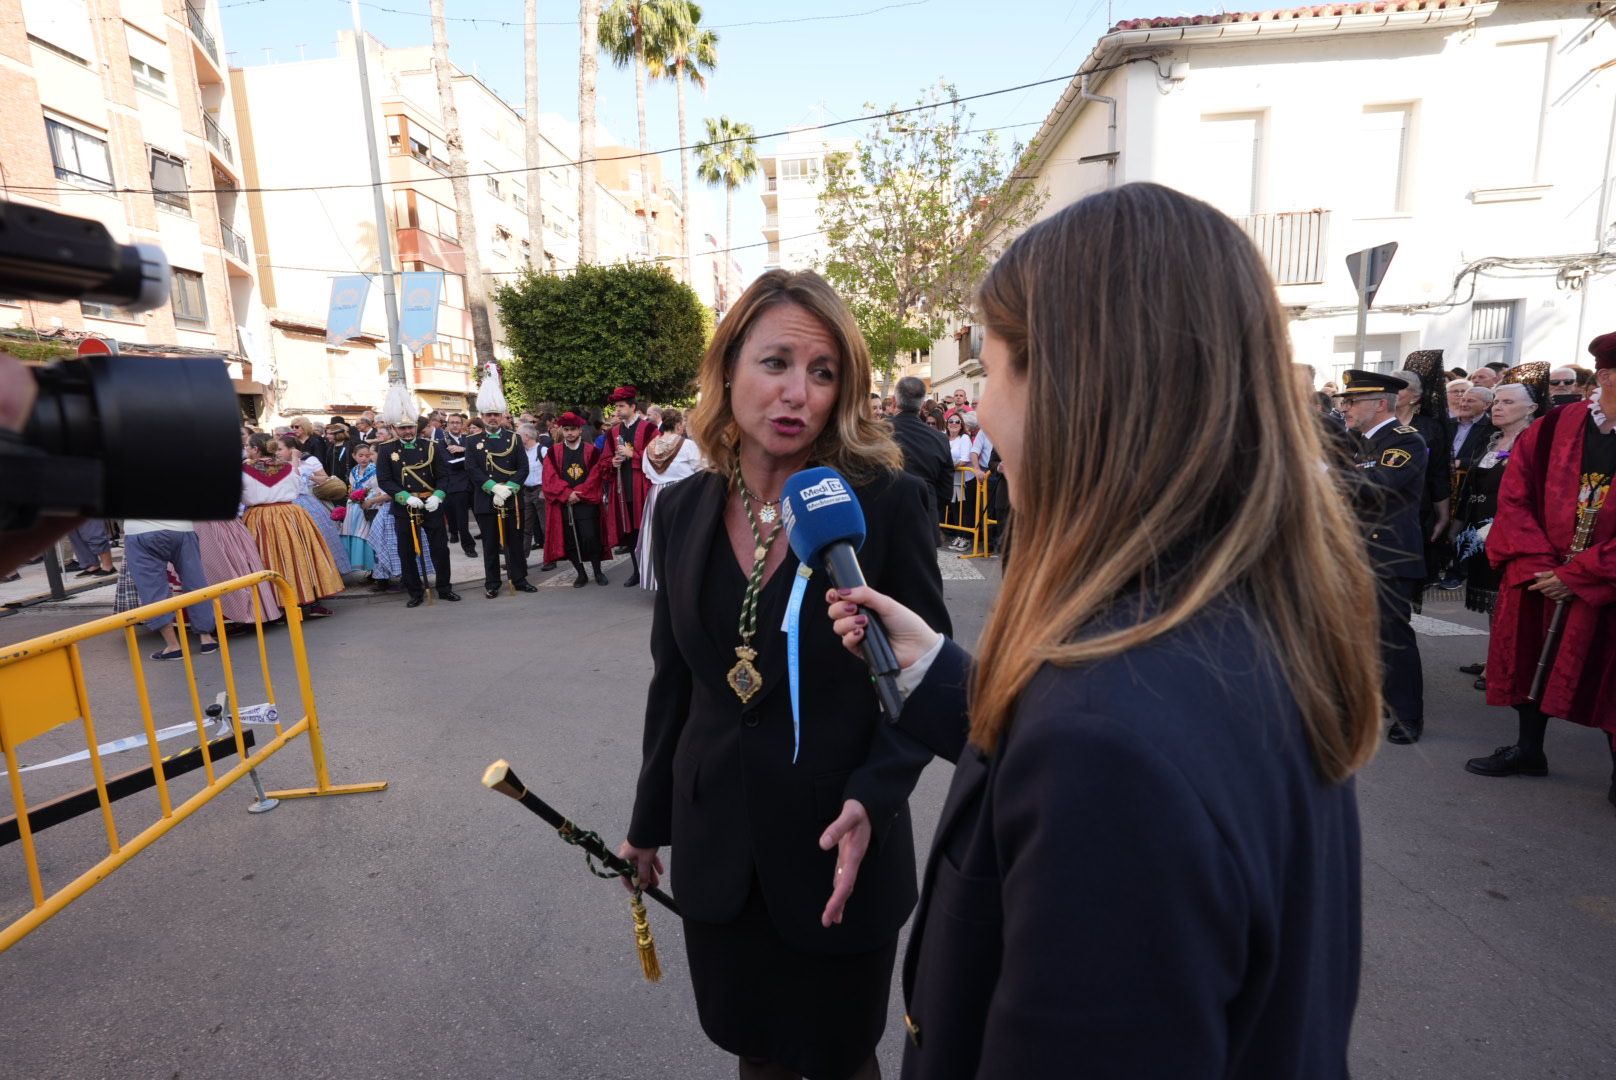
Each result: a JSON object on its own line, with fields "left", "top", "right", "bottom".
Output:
{"left": 1467, "top": 337, "right": 1616, "bottom": 814}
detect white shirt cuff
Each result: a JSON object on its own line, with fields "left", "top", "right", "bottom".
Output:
{"left": 894, "top": 634, "right": 946, "bottom": 701}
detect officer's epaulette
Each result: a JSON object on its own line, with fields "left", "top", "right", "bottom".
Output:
{"left": 1394, "top": 425, "right": 1418, "bottom": 435}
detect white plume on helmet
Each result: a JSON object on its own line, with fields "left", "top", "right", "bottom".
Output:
{"left": 379, "top": 381, "right": 415, "bottom": 426}
{"left": 476, "top": 361, "right": 509, "bottom": 414}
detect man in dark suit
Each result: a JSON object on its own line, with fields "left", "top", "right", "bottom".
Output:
{"left": 1341, "top": 369, "right": 1429, "bottom": 744}
{"left": 441, "top": 412, "right": 477, "bottom": 557}
{"left": 887, "top": 376, "right": 953, "bottom": 544}
{"left": 1440, "top": 385, "right": 1496, "bottom": 589}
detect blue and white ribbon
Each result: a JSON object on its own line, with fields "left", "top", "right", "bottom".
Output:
{"left": 785, "top": 566, "right": 813, "bottom": 763}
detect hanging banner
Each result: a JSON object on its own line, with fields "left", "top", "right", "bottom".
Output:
{"left": 398, "top": 271, "right": 444, "bottom": 353}
{"left": 324, "top": 275, "right": 371, "bottom": 345}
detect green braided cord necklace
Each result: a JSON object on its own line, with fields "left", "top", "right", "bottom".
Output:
{"left": 727, "top": 468, "right": 785, "bottom": 703}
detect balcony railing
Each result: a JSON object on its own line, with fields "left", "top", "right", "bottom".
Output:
{"left": 1235, "top": 209, "right": 1330, "bottom": 286}
{"left": 185, "top": 3, "right": 219, "bottom": 66}
{"left": 763, "top": 211, "right": 779, "bottom": 229}
{"left": 203, "top": 113, "right": 232, "bottom": 163}
{"left": 766, "top": 177, "right": 778, "bottom": 192}
{"left": 220, "top": 220, "right": 247, "bottom": 262}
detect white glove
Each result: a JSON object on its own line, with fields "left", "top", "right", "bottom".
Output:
{"left": 492, "top": 485, "right": 511, "bottom": 507}
{"left": 406, "top": 495, "right": 425, "bottom": 510}
{"left": 424, "top": 494, "right": 442, "bottom": 512}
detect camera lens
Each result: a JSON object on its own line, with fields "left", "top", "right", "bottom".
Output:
{"left": 25, "top": 355, "right": 243, "bottom": 520}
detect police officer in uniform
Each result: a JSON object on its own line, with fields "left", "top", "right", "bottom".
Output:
{"left": 1340, "top": 369, "right": 1428, "bottom": 743}
{"left": 466, "top": 368, "right": 535, "bottom": 598}
{"left": 376, "top": 388, "right": 462, "bottom": 608}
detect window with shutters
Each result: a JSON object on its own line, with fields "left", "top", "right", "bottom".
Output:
{"left": 149, "top": 150, "right": 190, "bottom": 215}
{"left": 126, "top": 26, "right": 170, "bottom": 98}
{"left": 171, "top": 268, "right": 208, "bottom": 325}
{"left": 22, "top": 0, "right": 94, "bottom": 64}
{"left": 45, "top": 116, "right": 113, "bottom": 189}
{"left": 1358, "top": 104, "right": 1413, "bottom": 215}
{"left": 1466, "top": 301, "right": 1519, "bottom": 369}
{"left": 1196, "top": 112, "right": 1264, "bottom": 217}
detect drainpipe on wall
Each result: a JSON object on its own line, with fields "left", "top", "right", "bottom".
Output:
{"left": 1077, "top": 73, "right": 1119, "bottom": 188}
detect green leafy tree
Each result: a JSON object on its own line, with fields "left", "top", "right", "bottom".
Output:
{"left": 646, "top": 2, "right": 718, "bottom": 288}
{"left": 695, "top": 115, "right": 758, "bottom": 311}
{"left": 494, "top": 262, "right": 708, "bottom": 407}
{"left": 818, "top": 82, "right": 1045, "bottom": 372}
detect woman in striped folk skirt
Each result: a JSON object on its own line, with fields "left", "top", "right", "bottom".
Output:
{"left": 241, "top": 436, "right": 344, "bottom": 615}
{"left": 193, "top": 518, "right": 285, "bottom": 625}
{"left": 280, "top": 438, "right": 353, "bottom": 577}
{"left": 367, "top": 496, "right": 436, "bottom": 587}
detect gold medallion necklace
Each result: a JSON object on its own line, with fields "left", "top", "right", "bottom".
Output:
{"left": 727, "top": 468, "right": 784, "bottom": 704}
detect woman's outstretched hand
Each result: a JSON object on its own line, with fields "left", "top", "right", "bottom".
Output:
{"left": 819, "top": 799, "right": 871, "bottom": 927}
{"left": 824, "top": 586, "right": 942, "bottom": 672}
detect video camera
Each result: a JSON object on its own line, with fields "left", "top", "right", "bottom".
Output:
{"left": 0, "top": 200, "right": 244, "bottom": 530}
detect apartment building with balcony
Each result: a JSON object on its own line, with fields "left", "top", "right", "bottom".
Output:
{"left": 231, "top": 31, "right": 645, "bottom": 419}
{"left": 759, "top": 127, "right": 857, "bottom": 273}
{"left": 0, "top": 0, "right": 265, "bottom": 412}
{"left": 594, "top": 145, "right": 685, "bottom": 266}
{"left": 931, "top": 0, "right": 1616, "bottom": 399}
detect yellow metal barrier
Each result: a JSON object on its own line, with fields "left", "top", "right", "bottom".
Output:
{"left": 940, "top": 465, "right": 999, "bottom": 559}
{"left": 0, "top": 570, "right": 385, "bottom": 951}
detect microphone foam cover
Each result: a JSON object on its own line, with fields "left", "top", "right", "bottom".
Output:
{"left": 782, "top": 466, "right": 865, "bottom": 569}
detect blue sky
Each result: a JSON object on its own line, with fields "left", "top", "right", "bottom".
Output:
{"left": 218, "top": 0, "right": 1179, "bottom": 280}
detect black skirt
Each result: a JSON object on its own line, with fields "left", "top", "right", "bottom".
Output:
{"left": 683, "top": 879, "right": 897, "bottom": 1080}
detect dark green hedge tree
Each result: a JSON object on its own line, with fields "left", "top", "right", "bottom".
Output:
{"left": 494, "top": 262, "right": 709, "bottom": 408}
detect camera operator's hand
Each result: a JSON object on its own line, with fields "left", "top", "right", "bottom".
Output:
{"left": 0, "top": 352, "right": 83, "bottom": 575}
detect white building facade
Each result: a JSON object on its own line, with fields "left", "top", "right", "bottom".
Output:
{"left": 931, "top": 0, "right": 1616, "bottom": 398}
{"left": 760, "top": 126, "right": 857, "bottom": 273}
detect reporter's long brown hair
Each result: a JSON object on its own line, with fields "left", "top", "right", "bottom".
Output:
{"left": 969, "top": 184, "right": 1381, "bottom": 783}
{"left": 689, "top": 269, "right": 902, "bottom": 483}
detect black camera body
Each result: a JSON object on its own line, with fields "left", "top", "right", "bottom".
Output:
{"left": 0, "top": 199, "right": 244, "bottom": 530}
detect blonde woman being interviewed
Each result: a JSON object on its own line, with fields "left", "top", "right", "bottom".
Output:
{"left": 619, "top": 270, "right": 950, "bottom": 1080}
{"left": 826, "top": 184, "right": 1380, "bottom": 1079}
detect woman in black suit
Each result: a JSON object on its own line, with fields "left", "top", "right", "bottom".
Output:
{"left": 619, "top": 269, "right": 950, "bottom": 1080}
{"left": 827, "top": 184, "right": 1383, "bottom": 1079}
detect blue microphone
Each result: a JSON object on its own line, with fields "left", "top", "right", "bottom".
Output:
{"left": 782, "top": 467, "right": 905, "bottom": 720}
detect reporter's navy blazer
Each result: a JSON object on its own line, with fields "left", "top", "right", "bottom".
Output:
{"left": 627, "top": 468, "right": 950, "bottom": 954}
{"left": 896, "top": 601, "right": 1362, "bottom": 1079}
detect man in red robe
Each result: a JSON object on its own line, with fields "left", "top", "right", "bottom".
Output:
{"left": 601, "top": 385, "right": 657, "bottom": 587}
{"left": 1467, "top": 334, "right": 1616, "bottom": 813}
{"left": 542, "top": 412, "right": 619, "bottom": 587}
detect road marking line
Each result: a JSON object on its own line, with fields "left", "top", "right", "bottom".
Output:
{"left": 1412, "top": 613, "right": 1488, "bottom": 637}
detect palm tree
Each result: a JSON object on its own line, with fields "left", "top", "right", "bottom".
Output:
{"left": 578, "top": 0, "right": 601, "bottom": 264}
{"left": 600, "top": 0, "right": 685, "bottom": 262}
{"left": 646, "top": 1, "right": 716, "bottom": 287}
{"left": 695, "top": 115, "right": 757, "bottom": 313}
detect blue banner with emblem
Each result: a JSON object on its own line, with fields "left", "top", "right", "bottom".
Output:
{"left": 323, "top": 275, "right": 371, "bottom": 344}
{"left": 398, "top": 271, "right": 443, "bottom": 353}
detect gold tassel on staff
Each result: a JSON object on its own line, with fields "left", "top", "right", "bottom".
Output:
{"left": 630, "top": 889, "right": 662, "bottom": 982}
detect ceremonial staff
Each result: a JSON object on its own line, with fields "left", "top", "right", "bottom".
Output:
{"left": 408, "top": 505, "right": 433, "bottom": 604}
{"left": 482, "top": 759, "right": 676, "bottom": 981}
{"left": 493, "top": 501, "right": 514, "bottom": 595}
{"left": 566, "top": 500, "right": 583, "bottom": 566}
{"left": 1528, "top": 498, "right": 1603, "bottom": 702}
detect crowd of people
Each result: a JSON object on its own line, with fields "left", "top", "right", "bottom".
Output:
{"left": 1316, "top": 341, "right": 1614, "bottom": 815}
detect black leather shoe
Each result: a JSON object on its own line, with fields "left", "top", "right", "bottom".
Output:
{"left": 623, "top": 572, "right": 640, "bottom": 588}
{"left": 439, "top": 590, "right": 462, "bottom": 602}
{"left": 1465, "top": 745, "right": 1548, "bottom": 777}
{"left": 1386, "top": 719, "right": 1423, "bottom": 745}
{"left": 1474, "top": 675, "right": 1487, "bottom": 691}
{"left": 462, "top": 546, "right": 478, "bottom": 559}
{"left": 572, "top": 574, "right": 589, "bottom": 588}
{"left": 540, "top": 561, "right": 556, "bottom": 572}
{"left": 514, "top": 581, "right": 537, "bottom": 593}
{"left": 485, "top": 588, "right": 500, "bottom": 599}
{"left": 1458, "top": 662, "right": 1486, "bottom": 675}
{"left": 406, "top": 595, "right": 425, "bottom": 608}
{"left": 594, "top": 569, "right": 609, "bottom": 586}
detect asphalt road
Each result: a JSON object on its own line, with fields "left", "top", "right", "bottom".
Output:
{"left": 1, "top": 562, "right": 1613, "bottom": 1080}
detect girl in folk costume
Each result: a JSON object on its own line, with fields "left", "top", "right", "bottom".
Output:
{"left": 241, "top": 434, "right": 344, "bottom": 616}
{"left": 634, "top": 407, "right": 704, "bottom": 591}
{"left": 277, "top": 435, "right": 354, "bottom": 576}
{"left": 340, "top": 440, "right": 386, "bottom": 574}
{"left": 366, "top": 384, "right": 437, "bottom": 590}
{"left": 541, "top": 411, "right": 618, "bottom": 587}
{"left": 195, "top": 425, "right": 284, "bottom": 625}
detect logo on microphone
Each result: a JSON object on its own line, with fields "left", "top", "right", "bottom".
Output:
{"left": 798, "top": 476, "right": 851, "bottom": 512}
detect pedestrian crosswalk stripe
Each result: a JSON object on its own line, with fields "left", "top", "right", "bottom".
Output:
{"left": 1411, "top": 613, "right": 1488, "bottom": 637}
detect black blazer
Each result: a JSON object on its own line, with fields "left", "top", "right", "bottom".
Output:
{"left": 895, "top": 603, "right": 1361, "bottom": 1080}
{"left": 889, "top": 412, "right": 954, "bottom": 520}
{"left": 1350, "top": 419, "right": 1428, "bottom": 580}
{"left": 627, "top": 468, "right": 951, "bottom": 954}
{"left": 1452, "top": 416, "right": 1495, "bottom": 471}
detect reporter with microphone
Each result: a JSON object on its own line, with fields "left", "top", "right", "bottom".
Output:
{"left": 827, "top": 185, "right": 1380, "bottom": 1079}
{"left": 618, "top": 270, "right": 949, "bottom": 1080}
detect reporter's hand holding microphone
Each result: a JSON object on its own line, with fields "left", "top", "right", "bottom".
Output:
{"left": 825, "top": 585, "right": 941, "bottom": 672}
